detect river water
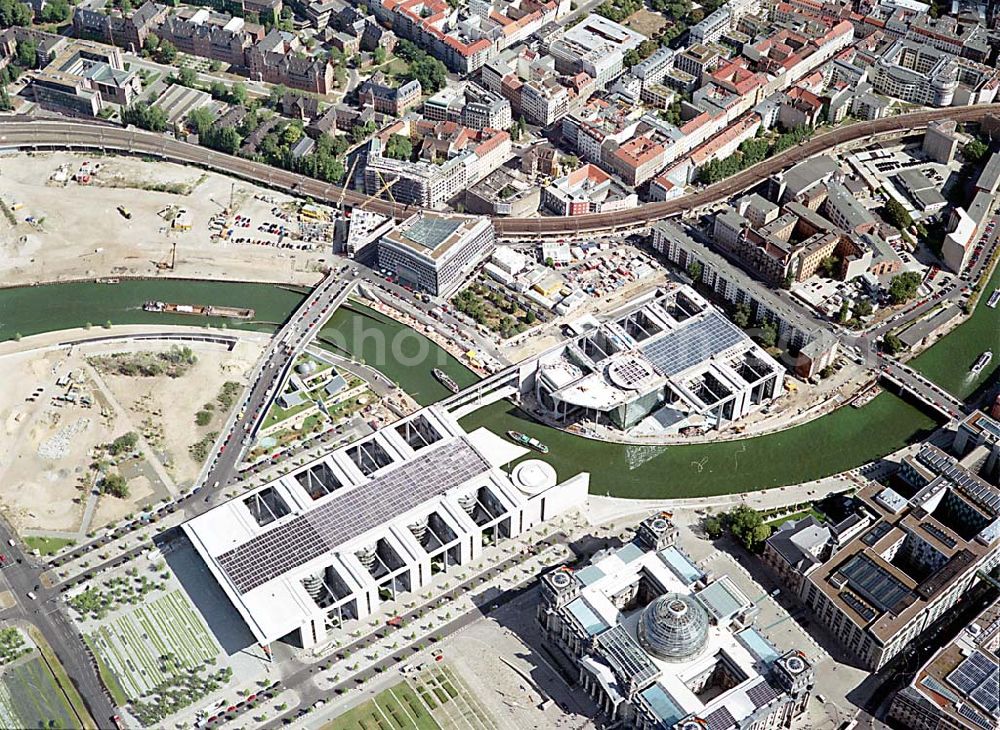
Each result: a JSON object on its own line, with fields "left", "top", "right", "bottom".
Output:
{"left": 0, "top": 273, "right": 995, "bottom": 497}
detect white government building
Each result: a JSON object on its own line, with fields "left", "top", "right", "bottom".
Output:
{"left": 184, "top": 406, "right": 588, "bottom": 649}
{"left": 534, "top": 286, "right": 785, "bottom": 432}
{"left": 538, "top": 514, "right": 815, "bottom": 730}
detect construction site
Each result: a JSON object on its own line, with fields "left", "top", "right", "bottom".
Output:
{"left": 0, "top": 152, "right": 346, "bottom": 287}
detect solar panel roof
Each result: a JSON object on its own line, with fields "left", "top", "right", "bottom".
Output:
{"left": 217, "top": 438, "right": 490, "bottom": 593}
{"left": 948, "top": 650, "right": 999, "bottom": 716}
{"left": 640, "top": 311, "right": 746, "bottom": 377}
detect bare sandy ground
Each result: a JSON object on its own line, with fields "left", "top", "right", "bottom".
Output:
{"left": 0, "top": 350, "right": 115, "bottom": 532}
{"left": 91, "top": 474, "right": 155, "bottom": 528}
{"left": 95, "top": 340, "right": 262, "bottom": 486}
{"left": 0, "top": 337, "right": 262, "bottom": 533}
{"left": 0, "top": 152, "right": 333, "bottom": 286}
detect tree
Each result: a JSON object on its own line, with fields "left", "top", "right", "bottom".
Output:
{"left": 623, "top": 48, "right": 640, "bottom": 67}
{"left": 268, "top": 83, "right": 287, "bottom": 109}
{"left": 0, "top": 0, "right": 32, "bottom": 29}
{"left": 963, "top": 138, "right": 989, "bottom": 165}
{"left": 727, "top": 506, "right": 771, "bottom": 553}
{"left": 176, "top": 66, "right": 198, "bottom": 88}
{"left": 888, "top": 271, "right": 921, "bottom": 304}
{"left": 373, "top": 46, "right": 387, "bottom": 65}
{"left": 854, "top": 299, "right": 873, "bottom": 318}
{"left": 882, "top": 198, "right": 912, "bottom": 231}
{"left": 781, "top": 274, "right": 794, "bottom": 290}
{"left": 704, "top": 516, "right": 723, "bottom": 540}
{"left": 384, "top": 134, "right": 412, "bottom": 161}
{"left": 883, "top": 333, "right": 904, "bottom": 355}
{"left": 188, "top": 107, "right": 215, "bottom": 137}
{"left": 407, "top": 54, "right": 447, "bottom": 93}
{"left": 142, "top": 33, "right": 159, "bottom": 56}
{"left": 14, "top": 37, "right": 36, "bottom": 70}
{"left": 524, "top": 309, "right": 536, "bottom": 325}
{"left": 758, "top": 321, "right": 778, "bottom": 348}
{"left": 230, "top": 82, "right": 247, "bottom": 106}
{"left": 732, "top": 304, "right": 751, "bottom": 329}
{"left": 155, "top": 39, "right": 177, "bottom": 64}
{"left": 837, "top": 300, "right": 850, "bottom": 324}
{"left": 121, "top": 102, "right": 168, "bottom": 132}
{"left": 686, "top": 260, "right": 703, "bottom": 282}
{"left": 209, "top": 80, "right": 227, "bottom": 99}
{"left": 818, "top": 255, "right": 839, "bottom": 278}
{"left": 100, "top": 472, "right": 130, "bottom": 499}
{"left": 109, "top": 432, "right": 139, "bottom": 456}
{"left": 39, "top": 0, "right": 70, "bottom": 23}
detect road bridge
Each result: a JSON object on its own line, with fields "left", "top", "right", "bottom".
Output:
{"left": 0, "top": 104, "right": 996, "bottom": 237}
{"left": 878, "top": 357, "right": 965, "bottom": 421}
{"left": 199, "top": 275, "right": 357, "bottom": 492}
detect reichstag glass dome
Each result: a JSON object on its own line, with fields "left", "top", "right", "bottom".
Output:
{"left": 637, "top": 593, "right": 709, "bottom": 662}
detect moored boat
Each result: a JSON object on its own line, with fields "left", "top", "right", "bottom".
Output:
{"left": 507, "top": 430, "right": 549, "bottom": 454}
{"left": 432, "top": 368, "right": 460, "bottom": 393}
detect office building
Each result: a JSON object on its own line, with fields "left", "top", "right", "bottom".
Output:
{"left": 534, "top": 286, "right": 784, "bottom": 431}
{"left": 29, "top": 39, "right": 140, "bottom": 116}
{"left": 650, "top": 222, "right": 840, "bottom": 378}
{"left": 185, "top": 406, "right": 588, "bottom": 648}
{"left": 889, "top": 598, "right": 999, "bottom": 730}
{"left": 377, "top": 212, "right": 495, "bottom": 297}
{"left": 797, "top": 444, "right": 1000, "bottom": 670}
{"left": 538, "top": 513, "right": 815, "bottom": 730}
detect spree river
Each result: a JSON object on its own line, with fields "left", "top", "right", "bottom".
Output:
{"left": 0, "top": 274, "right": 994, "bottom": 497}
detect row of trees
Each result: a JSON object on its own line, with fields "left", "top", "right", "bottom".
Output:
{"left": 697, "top": 127, "right": 813, "bottom": 184}
{"left": 623, "top": 39, "right": 662, "bottom": 69}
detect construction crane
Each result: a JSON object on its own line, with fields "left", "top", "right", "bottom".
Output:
{"left": 359, "top": 170, "right": 399, "bottom": 210}
{"left": 335, "top": 157, "right": 359, "bottom": 215}
{"left": 156, "top": 241, "right": 177, "bottom": 271}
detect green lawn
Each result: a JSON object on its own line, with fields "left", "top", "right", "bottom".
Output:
{"left": 23, "top": 536, "right": 75, "bottom": 556}
{"left": 323, "top": 683, "right": 441, "bottom": 730}
{"left": 764, "top": 508, "right": 826, "bottom": 530}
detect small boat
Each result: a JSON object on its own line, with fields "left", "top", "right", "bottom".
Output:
{"left": 507, "top": 430, "right": 549, "bottom": 454}
{"left": 432, "top": 368, "right": 459, "bottom": 393}
{"left": 987, "top": 289, "right": 1000, "bottom": 309}
{"left": 971, "top": 351, "right": 993, "bottom": 375}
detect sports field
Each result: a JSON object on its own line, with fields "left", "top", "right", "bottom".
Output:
{"left": 324, "top": 665, "right": 496, "bottom": 730}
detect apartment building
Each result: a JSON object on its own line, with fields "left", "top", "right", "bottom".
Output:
{"left": 481, "top": 48, "right": 582, "bottom": 126}
{"left": 546, "top": 15, "right": 642, "bottom": 88}
{"left": 370, "top": 0, "right": 562, "bottom": 73}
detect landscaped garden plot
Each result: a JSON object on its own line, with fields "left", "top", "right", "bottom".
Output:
{"left": 323, "top": 682, "right": 441, "bottom": 730}
{"left": 87, "top": 589, "right": 220, "bottom": 699}
{"left": 0, "top": 656, "right": 78, "bottom": 730}
{"left": 324, "top": 666, "right": 498, "bottom": 730}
